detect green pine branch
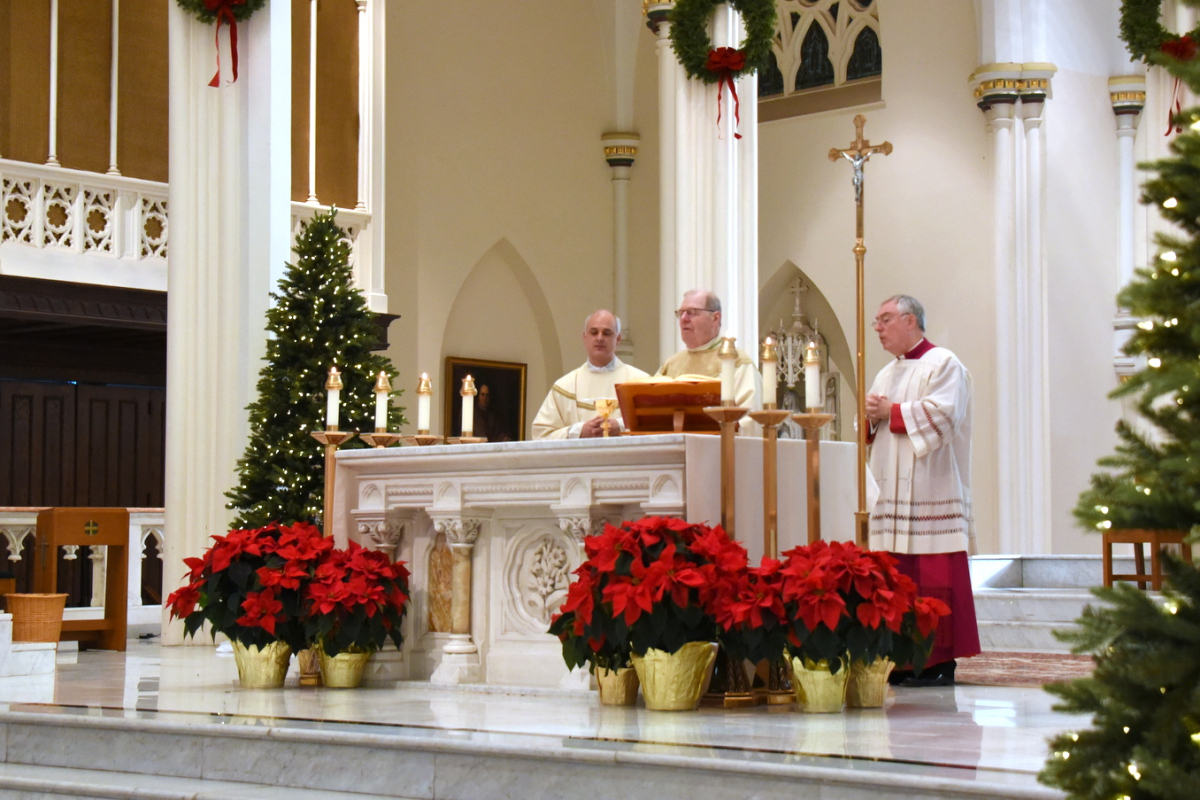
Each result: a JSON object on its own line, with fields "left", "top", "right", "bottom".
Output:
{"left": 225, "top": 210, "right": 406, "bottom": 529}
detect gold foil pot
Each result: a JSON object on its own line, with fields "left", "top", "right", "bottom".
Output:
{"left": 596, "top": 665, "right": 640, "bottom": 706}
{"left": 319, "top": 647, "right": 372, "bottom": 688}
{"left": 232, "top": 640, "right": 292, "bottom": 689}
{"left": 632, "top": 641, "right": 718, "bottom": 711}
{"left": 788, "top": 655, "right": 848, "bottom": 713}
{"left": 846, "top": 657, "right": 894, "bottom": 708}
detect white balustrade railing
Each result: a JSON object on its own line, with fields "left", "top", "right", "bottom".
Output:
{"left": 290, "top": 201, "right": 381, "bottom": 311}
{"left": 0, "top": 509, "right": 165, "bottom": 630}
{"left": 0, "top": 159, "right": 168, "bottom": 291}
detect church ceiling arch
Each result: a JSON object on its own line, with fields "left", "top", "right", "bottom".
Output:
{"left": 759, "top": 260, "right": 853, "bottom": 401}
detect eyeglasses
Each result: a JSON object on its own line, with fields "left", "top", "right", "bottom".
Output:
{"left": 873, "top": 312, "right": 911, "bottom": 326}
{"left": 675, "top": 307, "right": 715, "bottom": 319}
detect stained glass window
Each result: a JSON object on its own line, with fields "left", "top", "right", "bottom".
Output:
{"left": 846, "top": 26, "right": 882, "bottom": 81}
{"left": 795, "top": 23, "right": 834, "bottom": 91}
{"left": 759, "top": 51, "right": 785, "bottom": 98}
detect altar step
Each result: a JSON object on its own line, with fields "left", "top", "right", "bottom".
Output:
{"left": 0, "top": 707, "right": 1059, "bottom": 800}
{"left": 970, "top": 555, "right": 1132, "bottom": 655}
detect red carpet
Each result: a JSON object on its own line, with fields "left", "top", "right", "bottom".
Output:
{"left": 954, "top": 651, "right": 1095, "bottom": 687}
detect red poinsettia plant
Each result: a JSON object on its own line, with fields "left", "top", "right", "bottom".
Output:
{"left": 302, "top": 539, "right": 411, "bottom": 657}
{"left": 549, "top": 516, "right": 747, "bottom": 670}
{"left": 712, "top": 556, "right": 791, "bottom": 665}
{"left": 774, "top": 540, "right": 951, "bottom": 673}
{"left": 167, "top": 521, "right": 331, "bottom": 651}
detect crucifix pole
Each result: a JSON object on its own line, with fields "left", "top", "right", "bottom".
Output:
{"left": 829, "top": 114, "right": 891, "bottom": 547}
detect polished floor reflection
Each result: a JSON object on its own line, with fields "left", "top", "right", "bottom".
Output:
{"left": 0, "top": 641, "right": 1086, "bottom": 791}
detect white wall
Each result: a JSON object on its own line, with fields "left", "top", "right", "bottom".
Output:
{"left": 758, "top": 0, "right": 998, "bottom": 550}
{"left": 382, "top": 0, "right": 662, "bottom": 438}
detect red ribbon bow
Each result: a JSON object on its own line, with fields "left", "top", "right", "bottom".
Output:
{"left": 1160, "top": 36, "right": 1195, "bottom": 136}
{"left": 205, "top": 0, "right": 247, "bottom": 87}
{"left": 706, "top": 47, "right": 746, "bottom": 139}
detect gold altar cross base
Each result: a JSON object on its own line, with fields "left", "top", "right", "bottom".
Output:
{"left": 828, "top": 114, "right": 892, "bottom": 547}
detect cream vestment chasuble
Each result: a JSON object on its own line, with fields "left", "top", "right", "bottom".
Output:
{"left": 866, "top": 343, "right": 973, "bottom": 555}
{"left": 531, "top": 358, "right": 650, "bottom": 439}
{"left": 654, "top": 336, "right": 763, "bottom": 413}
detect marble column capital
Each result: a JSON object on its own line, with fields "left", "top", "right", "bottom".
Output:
{"left": 432, "top": 516, "right": 483, "bottom": 547}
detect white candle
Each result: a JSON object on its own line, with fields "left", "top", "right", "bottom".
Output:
{"left": 804, "top": 342, "right": 821, "bottom": 410}
{"left": 761, "top": 338, "right": 777, "bottom": 407}
{"left": 373, "top": 371, "right": 390, "bottom": 431}
{"left": 718, "top": 337, "right": 737, "bottom": 403}
{"left": 461, "top": 375, "right": 476, "bottom": 435}
{"left": 325, "top": 366, "right": 341, "bottom": 430}
{"left": 417, "top": 373, "right": 432, "bottom": 432}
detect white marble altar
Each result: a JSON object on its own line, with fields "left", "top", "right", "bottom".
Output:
{"left": 334, "top": 434, "right": 857, "bottom": 688}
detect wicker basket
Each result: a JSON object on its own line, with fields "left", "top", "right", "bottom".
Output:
{"left": 6, "top": 593, "right": 68, "bottom": 643}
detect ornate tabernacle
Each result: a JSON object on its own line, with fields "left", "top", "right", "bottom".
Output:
{"left": 331, "top": 434, "right": 858, "bottom": 689}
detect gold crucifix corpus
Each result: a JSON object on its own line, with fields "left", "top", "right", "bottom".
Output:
{"left": 829, "top": 114, "right": 891, "bottom": 548}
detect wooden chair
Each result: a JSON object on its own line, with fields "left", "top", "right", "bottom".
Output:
{"left": 1102, "top": 529, "right": 1193, "bottom": 590}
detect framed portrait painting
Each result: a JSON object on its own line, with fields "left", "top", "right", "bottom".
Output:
{"left": 444, "top": 357, "right": 527, "bottom": 442}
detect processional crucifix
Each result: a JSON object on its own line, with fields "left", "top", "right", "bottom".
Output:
{"left": 828, "top": 114, "right": 891, "bottom": 547}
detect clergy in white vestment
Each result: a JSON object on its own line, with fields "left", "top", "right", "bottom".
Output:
{"left": 655, "top": 290, "right": 762, "bottom": 429}
{"left": 864, "top": 294, "right": 980, "bottom": 686}
{"left": 532, "top": 310, "right": 650, "bottom": 439}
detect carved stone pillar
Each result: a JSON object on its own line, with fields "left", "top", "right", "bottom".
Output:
{"left": 357, "top": 518, "right": 404, "bottom": 562}
{"left": 429, "top": 516, "right": 483, "bottom": 684}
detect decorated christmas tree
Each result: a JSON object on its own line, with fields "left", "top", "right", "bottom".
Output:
{"left": 226, "top": 210, "right": 404, "bottom": 529}
{"left": 1041, "top": 5, "right": 1200, "bottom": 798}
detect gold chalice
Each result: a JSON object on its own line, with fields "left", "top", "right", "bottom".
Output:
{"left": 595, "top": 398, "right": 619, "bottom": 437}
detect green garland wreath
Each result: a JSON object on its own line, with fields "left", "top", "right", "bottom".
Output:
{"left": 177, "top": 0, "right": 267, "bottom": 25}
{"left": 1120, "top": 0, "right": 1200, "bottom": 64}
{"left": 670, "top": 0, "right": 777, "bottom": 83}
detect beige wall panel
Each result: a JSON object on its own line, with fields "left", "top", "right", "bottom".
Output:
{"left": 117, "top": 0, "right": 168, "bottom": 182}
{"left": 383, "top": 0, "right": 616, "bottom": 434}
{"left": 57, "top": 0, "right": 112, "bottom": 175}
{"left": 314, "top": 0, "right": 357, "bottom": 209}
{"left": 625, "top": 27, "right": 662, "bottom": 372}
{"left": 291, "top": 0, "right": 309, "bottom": 202}
{"left": 4, "top": 1, "right": 51, "bottom": 164}
{"left": 757, "top": 0, "right": 999, "bottom": 551}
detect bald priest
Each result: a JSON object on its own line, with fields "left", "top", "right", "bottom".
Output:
{"left": 532, "top": 310, "right": 650, "bottom": 439}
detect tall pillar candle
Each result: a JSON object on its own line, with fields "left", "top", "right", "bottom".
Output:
{"left": 718, "top": 337, "right": 738, "bottom": 404}
{"left": 461, "top": 374, "right": 477, "bottom": 435}
{"left": 325, "top": 366, "right": 342, "bottom": 430}
{"left": 373, "top": 371, "right": 391, "bottom": 432}
{"left": 761, "top": 337, "right": 778, "bottom": 408}
{"left": 416, "top": 373, "right": 432, "bottom": 433}
{"left": 803, "top": 342, "right": 821, "bottom": 409}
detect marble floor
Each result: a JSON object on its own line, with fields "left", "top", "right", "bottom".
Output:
{"left": 0, "top": 641, "right": 1086, "bottom": 796}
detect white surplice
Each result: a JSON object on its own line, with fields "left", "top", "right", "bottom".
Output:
{"left": 531, "top": 357, "right": 650, "bottom": 439}
{"left": 866, "top": 343, "right": 973, "bottom": 555}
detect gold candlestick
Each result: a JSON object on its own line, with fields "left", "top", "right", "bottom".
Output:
{"left": 747, "top": 408, "right": 791, "bottom": 559}
{"left": 361, "top": 430, "right": 403, "bottom": 448}
{"left": 791, "top": 410, "right": 835, "bottom": 543}
{"left": 310, "top": 429, "right": 356, "bottom": 536}
{"left": 703, "top": 405, "right": 749, "bottom": 538}
{"left": 403, "top": 434, "right": 445, "bottom": 446}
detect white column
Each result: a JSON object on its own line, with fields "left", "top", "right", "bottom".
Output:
{"left": 306, "top": 0, "right": 319, "bottom": 204}
{"left": 603, "top": 132, "right": 639, "bottom": 356}
{"left": 46, "top": 0, "right": 60, "bottom": 166}
{"left": 355, "top": 0, "right": 371, "bottom": 212}
{"left": 162, "top": 5, "right": 282, "bottom": 643}
{"left": 1018, "top": 81, "right": 1050, "bottom": 555}
{"left": 649, "top": 8, "right": 678, "bottom": 364}
{"left": 973, "top": 62, "right": 1055, "bottom": 555}
{"left": 1110, "top": 76, "right": 1146, "bottom": 379}
{"left": 107, "top": 0, "right": 121, "bottom": 175}
{"left": 974, "top": 66, "right": 1020, "bottom": 554}
{"left": 650, "top": 2, "right": 758, "bottom": 356}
